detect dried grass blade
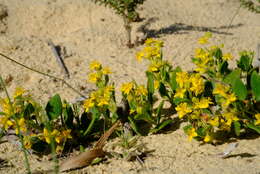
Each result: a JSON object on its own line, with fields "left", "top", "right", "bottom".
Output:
{"left": 59, "top": 121, "right": 120, "bottom": 172}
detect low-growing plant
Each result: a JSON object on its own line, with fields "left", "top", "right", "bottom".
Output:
{"left": 1, "top": 33, "right": 260, "bottom": 172}
{"left": 136, "top": 33, "right": 260, "bottom": 143}
{"left": 240, "top": 0, "right": 260, "bottom": 13}
{"left": 91, "top": 0, "right": 146, "bottom": 47}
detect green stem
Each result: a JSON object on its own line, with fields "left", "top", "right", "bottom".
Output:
{"left": 44, "top": 122, "right": 59, "bottom": 174}
{"left": 0, "top": 53, "right": 86, "bottom": 99}
{"left": 83, "top": 117, "right": 96, "bottom": 136}
{"left": 0, "top": 76, "right": 32, "bottom": 174}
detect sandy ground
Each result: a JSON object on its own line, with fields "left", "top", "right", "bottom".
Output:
{"left": 0, "top": 0, "right": 260, "bottom": 173}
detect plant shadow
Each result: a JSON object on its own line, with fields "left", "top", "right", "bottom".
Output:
{"left": 225, "top": 152, "right": 257, "bottom": 159}
{"left": 136, "top": 17, "right": 243, "bottom": 42}
{"left": 0, "top": 158, "right": 13, "bottom": 169}
{"left": 153, "top": 106, "right": 184, "bottom": 134}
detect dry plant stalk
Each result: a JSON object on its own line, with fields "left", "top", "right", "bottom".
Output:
{"left": 59, "top": 120, "right": 120, "bottom": 172}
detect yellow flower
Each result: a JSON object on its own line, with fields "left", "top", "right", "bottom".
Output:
{"left": 222, "top": 93, "right": 236, "bottom": 108}
{"left": 23, "top": 136, "right": 32, "bottom": 149}
{"left": 0, "top": 116, "right": 14, "bottom": 130}
{"left": 195, "top": 48, "right": 204, "bottom": 57}
{"left": 195, "top": 66, "right": 207, "bottom": 74}
{"left": 148, "top": 63, "right": 161, "bottom": 72}
{"left": 121, "top": 82, "right": 134, "bottom": 95}
{"left": 254, "top": 113, "right": 260, "bottom": 125}
{"left": 189, "top": 73, "right": 204, "bottom": 95}
{"left": 13, "top": 87, "right": 26, "bottom": 98}
{"left": 176, "top": 72, "right": 189, "bottom": 88}
{"left": 136, "top": 51, "right": 144, "bottom": 62}
{"left": 0, "top": 98, "right": 13, "bottom": 116}
{"left": 222, "top": 53, "right": 233, "bottom": 61}
{"left": 192, "top": 97, "right": 212, "bottom": 109}
{"left": 89, "top": 61, "right": 101, "bottom": 70}
{"left": 83, "top": 98, "right": 95, "bottom": 112}
{"left": 43, "top": 128, "right": 51, "bottom": 144}
{"left": 97, "top": 97, "right": 109, "bottom": 107}
{"left": 15, "top": 118, "right": 27, "bottom": 134}
{"left": 187, "top": 127, "right": 198, "bottom": 141}
{"left": 209, "top": 117, "right": 219, "bottom": 127}
{"left": 56, "top": 145, "right": 64, "bottom": 153}
{"left": 142, "top": 45, "right": 161, "bottom": 60}
{"left": 222, "top": 111, "right": 239, "bottom": 126}
{"left": 102, "top": 67, "right": 112, "bottom": 75}
{"left": 88, "top": 72, "right": 100, "bottom": 83}
{"left": 51, "top": 129, "right": 61, "bottom": 144}
{"left": 103, "top": 85, "right": 114, "bottom": 99}
{"left": 145, "top": 38, "right": 164, "bottom": 47}
{"left": 174, "top": 88, "right": 186, "bottom": 98}
{"left": 50, "top": 129, "right": 72, "bottom": 145}
{"left": 136, "top": 106, "right": 143, "bottom": 114}
{"left": 198, "top": 37, "right": 208, "bottom": 45}
{"left": 190, "top": 110, "right": 201, "bottom": 120}
{"left": 198, "top": 32, "right": 212, "bottom": 45}
{"left": 204, "top": 134, "right": 213, "bottom": 143}
{"left": 135, "top": 85, "right": 148, "bottom": 96}
{"left": 213, "top": 83, "right": 230, "bottom": 97}
{"left": 154, "top": 80, "right": 160, "bottom": 90}
{"left": 175, "top": 102, "right": 192, "bottom": 119}
{"left": 62, "top": 129, "right": 72, "bottom": 139}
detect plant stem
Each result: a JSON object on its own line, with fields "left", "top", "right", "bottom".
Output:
{"left": 0, "top": 75, "right": 32, "bottom": 174}
{"left": 83, "top": 117, "right": 96, "bottom": 136}
{"left": 123, "top": 17, "right": 132, "bottom": 48}
{"left": 44, "top": 121, "right": 59, "bottom": 174}
{"left": 0, "top": 53, "right": 86, "bottom": 99}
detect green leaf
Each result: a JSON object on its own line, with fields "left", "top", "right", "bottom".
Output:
{"left": 237, "top": 53, "right": 253, "bottom": 72}
{"left": 63, "top": 105, "right": 74, "bottom": 129}
{"left": 233, "top": 121, "right": 241, "bottom": 136}
{"left": 134, "top": 112, "right": 154, "bottom": 124}
{"left": 45, "top": 94, "right": 62, "bottom": 120}
{"left": 219, "top": 61, "right": 229, "bottom": 75}
{"left": 223, "top": 69, "right": 241, "bottom": 84}
{"left": 233, "top": 78, "right": 247, "bottom": 100}
{"left": 23, "top": 103, "right": 35, "bottom": 119}
{"left": 158, "top": 82, "right": 168, "bottom": 97}
{"left": 251, "top": 71, "right": 260, "bottom": 101}
{"left": 197, "top": 127, "right": 206, "bottom": 137}
{"left": 91, "top": 157, "right": 103, "bottom": 165}
{"left": 83, "top": 107, "right": 100, "bottom": 136}
{"left": 172, "top": 97, "right": 189, "bottom": 105}
{"left": 204, "top": 81, "right": 213, "bottom": 98}
{"left": 128, "top": 116, "right": 141, "bottom": 135}
{"left": 150, "top": 120, "right": 173, "bottom": 134}
{"left": 169, "top": 66, "right": 182, "bottom": 91}
{"left": 160, "top": 66, "right": 170, "bottom": 82}
{"left": 156, "top": 100, "right": 164, "bottom": 124}
{"left": 224, "top": 69, "right": 247, "bottom": 100}
{"left": 183, "top": 124, "right": 192, "bottom": 134}
{"left": 146, "top": 71, "right": 154, "bottom": 94}
{"left": 246, "top": 123, "right": 260, "bottom": 134}
{"left": 146, "top": 71, "right": 154, "bottom": 104}
{"left": 214, "top": 48, "right": 223, "bottom": 60}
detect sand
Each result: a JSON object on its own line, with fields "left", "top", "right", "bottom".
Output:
{"left": 0, "top": 0, "right": 259, "bottom": 173}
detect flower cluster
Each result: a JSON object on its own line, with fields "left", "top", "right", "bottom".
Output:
{"left": 136, "top": 34, "right": 260, "bottom": 142}
{"left": 121, "top": 82, "right": 148, "bottom": 115}
{"left": 40, "top": 128, "right": 72, "bottom": 153}
{"left": 84, "top": 60, "right": 116, "bottom": 114}
{"left": 83, "top": 85, "right": 115, "bottom": 112}
{"left": 88, "top": 60, "right": 111, "bottom": 86}
{"left": 0, "top": 87, "right": 72, "bottom": 152}
{"left": 136, "top": 38, "right": 167, "bottom": 73}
